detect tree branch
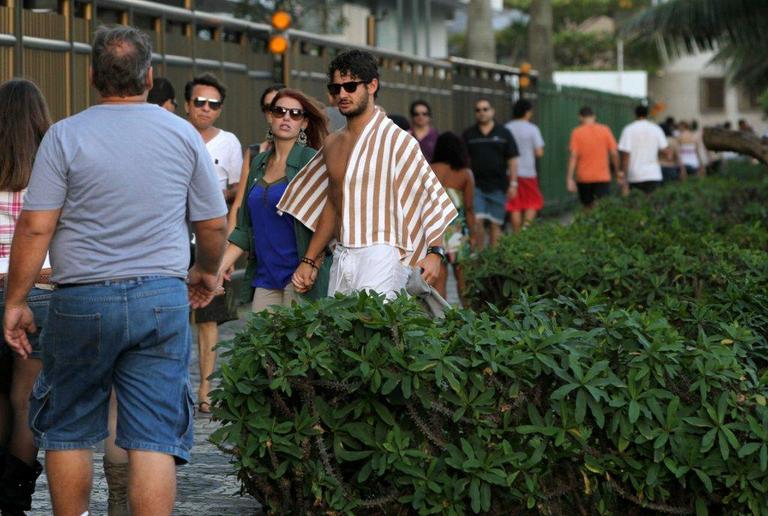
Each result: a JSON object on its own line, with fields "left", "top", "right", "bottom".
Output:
{"left": 703, "top": 128, "right": 768, "bottom": 166}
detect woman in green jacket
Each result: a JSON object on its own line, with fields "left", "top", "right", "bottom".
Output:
{"left": 221, "top": 88, "right": 331, "bottom": 311}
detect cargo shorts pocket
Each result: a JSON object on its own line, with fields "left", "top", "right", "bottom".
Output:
{"left": 29, "top": 373, "right": 53, "bottom": 435}
{"left": 52, "top": 309, "right": 101, "bottom": 365}
{"left": 152, "top": 304, "right": 190, "bottom": 358}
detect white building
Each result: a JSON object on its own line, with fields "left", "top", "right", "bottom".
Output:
{"left": 304, "top": 0, "right": 459, "bottom": 59}
{"left": 649, "top": 50, "right": 764, "bottom": 131}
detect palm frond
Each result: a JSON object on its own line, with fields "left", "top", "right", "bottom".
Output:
{"left": 622, "top": 0, "right": 768, "bottom": 91}
{"left": 622, "top": 0, "right": 768, "bottom": 52}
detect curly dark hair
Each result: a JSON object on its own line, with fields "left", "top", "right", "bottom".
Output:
{"left": 432, "top": 131, "right": 468, "bottom": 170}
{"left": 269, "top": 89, "right": 329, "bottom": 149}
{"left": 328, "top": 49, "right": 379, "bottom": 85}
{"left": 184, "top": 73, "right": 226, "bottom": 103}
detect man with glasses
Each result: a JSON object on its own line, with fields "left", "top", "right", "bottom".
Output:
{"left": 409, "top": 99, "right": 438, "bottom": 162}
{"left": 462, "top": 98, "right": 519, "bottom": 249}
{"left": 184, "top": 73, "right": 243, "bottom": 414}
{"left": 278, "top": 49, "right": 457, "bottom": 299}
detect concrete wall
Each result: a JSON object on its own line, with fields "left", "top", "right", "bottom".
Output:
{"left": 649, "top": 51, "right": 765, "bottom": 132}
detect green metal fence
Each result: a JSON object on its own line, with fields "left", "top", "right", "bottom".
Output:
{"left": 535, "top": 81, "right": 642, "bottom": 213}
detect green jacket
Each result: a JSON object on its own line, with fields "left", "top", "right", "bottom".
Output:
{"left": 228, "top": 144, "right": 331, "bottom": 304}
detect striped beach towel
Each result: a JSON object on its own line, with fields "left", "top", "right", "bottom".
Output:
{"left": 277, "top": 108, "right": 457, "bottom": 266}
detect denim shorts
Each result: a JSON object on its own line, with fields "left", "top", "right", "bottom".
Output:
{"left": 0, "top": 287, "right": 52, "bottom": 360}
{"left": 29, "top": 276, "right": 194, "bottom": 464}
{"left": 474, "top": 188, "right": 507, "bottom": 226}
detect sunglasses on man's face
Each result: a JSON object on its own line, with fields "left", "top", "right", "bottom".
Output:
{"left": 192, "top": 97, "right": 222, "bottom": 110}
{"left": 271, "top": 105, "right": 306, "bottom": 121}
{"left": 475, "top": 107, "right": 491, "bottom": 113}
{"left": 326, "top": 80, "right": 367, "bottom": 96}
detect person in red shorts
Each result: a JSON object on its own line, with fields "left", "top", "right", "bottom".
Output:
{"left": 504, "top": 99, "right": 544, "bottom": 232}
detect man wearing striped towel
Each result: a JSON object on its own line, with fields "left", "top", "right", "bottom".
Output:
{"left": 278, "top": 49, "right": 458, "bottom": 299}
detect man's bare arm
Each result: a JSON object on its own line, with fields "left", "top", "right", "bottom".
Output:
{"left": 4, "top": 209, "right": 59, "bottom": 358}
{"left": 5, "top": 210, "right": 59, "bottom": 306}
{"left": 305, "top": 201, "right": 336, "bottom": 261}
{"left": 192, "top": 216, "right": 228, "bottom": 275}
{"left": 566, "top": 152, "right": 578, "bottom": 193}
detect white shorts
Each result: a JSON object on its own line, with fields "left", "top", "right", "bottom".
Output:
{"left": 329, "top": 244, "right": 411, "bottom": 300}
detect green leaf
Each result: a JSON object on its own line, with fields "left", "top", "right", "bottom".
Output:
{"left": 701, "top": 428, "right": 717, "bottom": 452}
{"left": 381, "top": 376, "right": 399, "bottom": 395}
{"left": 550, "top": 383, "right": 579, "bottom": 400}
{"left": 695, "top": 498, "right": 708, "bottom": 516}
{"left": 575, "top": 389, "right": 587, "bottom": 424}
{"left": 629, "top": 400, "right": 641, "bottom": 424}
{"left": 695, "top": 469, "right": 713, "bottom": 493}
{"left": 718, "top": 431, "right": 730, "bottom": 461}
{"left": 470, "top": 478, "right": 481, "bottom": 514}
{"left": 738, "top": 442, "right": 761, "bottom": 458}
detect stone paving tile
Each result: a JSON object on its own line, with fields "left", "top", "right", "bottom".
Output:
{"left": 29, "top": 276, "right": 462, "bottom": 515}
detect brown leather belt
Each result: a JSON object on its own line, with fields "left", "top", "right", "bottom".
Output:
{"left": 0, "top": 268, "right": 54, "bottom": 290}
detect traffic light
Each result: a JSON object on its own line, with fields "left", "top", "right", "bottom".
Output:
{"left": 519, "top": 62, "right": 531, "bottom": 90}
{"left": 269, "top": 10, "right": 291, "bottom": 54}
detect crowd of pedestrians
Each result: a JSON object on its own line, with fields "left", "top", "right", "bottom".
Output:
{"left": 0, "top": 22, "right": 743, "bottom": 516}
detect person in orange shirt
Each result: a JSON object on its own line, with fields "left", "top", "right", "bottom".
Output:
{"left": 566, "top": 106, "right": 621, "bottom": 209}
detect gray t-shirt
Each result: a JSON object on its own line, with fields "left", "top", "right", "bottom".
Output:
{"left": 504, "top": 119, "right": 545, "bottom": 179}
{"left": 24, "top": 103, "right": 226, "bottom": 284}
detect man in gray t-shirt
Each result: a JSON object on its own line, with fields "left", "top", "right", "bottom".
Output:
{"left": 3, "top": 26, "right": 227, "bottom": 515}
{"left": 504, "top": 99, "right": 545, "bottom": 232}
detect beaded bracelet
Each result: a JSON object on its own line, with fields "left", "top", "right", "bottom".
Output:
{"left": 301, "top": 256, "right": 318, "bottom": 270}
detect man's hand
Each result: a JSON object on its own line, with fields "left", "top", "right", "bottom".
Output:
{"left": 418, "top": 253, "right": 442, "bottom": 286}
{"left": 567, "top": 177, "right": 577, "bottom": 193}
{"left": 188, "top": 265, "right": 223, "bottom": 309}
{"left": 292, "top": 262, "right": 317, "bottom": 294}
{"left": 3, "top": 304, "right": 36, "bottom": 359}
{"left": 506, "top": 184, "right": 518, "bottom": 201}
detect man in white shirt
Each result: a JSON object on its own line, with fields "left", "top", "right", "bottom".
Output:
{"left": 184, "top": 73, "right": 243, "bottom": 413}
{"left": 618, "top": 105, "right": 668, "bottom": 194}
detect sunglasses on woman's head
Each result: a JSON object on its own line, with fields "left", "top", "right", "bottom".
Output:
{"left": 270, "top": 105, "right": 305, "bottom": 121}
{"left": 192, "top": 97, "right": 222, "bottom": 110}
{"left": 326, "top": 80, "right": 367, "bottom": 96}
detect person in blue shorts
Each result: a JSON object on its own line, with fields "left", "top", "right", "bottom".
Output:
{"left": 2, "top": 26, "right": 227, "bottom": 515}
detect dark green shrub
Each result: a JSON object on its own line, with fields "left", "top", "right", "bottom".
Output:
{"left": 463, "top": 172, "right": 768, "bottom": 343}
{"left": 210, "top": 293, "right": 768, "bottom": 515}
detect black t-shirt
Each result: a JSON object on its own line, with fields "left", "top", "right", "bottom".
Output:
{"left": 462, "top": 122, "right": 519, "bottom": 192}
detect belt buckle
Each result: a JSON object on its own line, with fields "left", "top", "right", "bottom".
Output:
{"left": 34, "top": 283, "right": 55, "bottom": 291}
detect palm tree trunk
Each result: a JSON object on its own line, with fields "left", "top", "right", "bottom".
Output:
{"left": 528, "top": 0, "right": 554, "bottom": 81}
{"left": 467, "top": 0, "right": 495, "bottom": 63}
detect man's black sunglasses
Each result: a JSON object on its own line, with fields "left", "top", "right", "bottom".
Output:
{"left": 270, "top": 105, "right": 306, "bottom": 121}
{"left": 326, "top": 80, "right": 367, "bottom": 96}
{"left": 192, "top": 97, "right": 222, "bottom": 110}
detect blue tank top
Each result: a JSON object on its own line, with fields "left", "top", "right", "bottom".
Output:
{"left": 247, "top": 176, "right": 298, "bottom": 290}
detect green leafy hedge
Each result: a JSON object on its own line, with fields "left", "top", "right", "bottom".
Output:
{"left": 210, "top": 166, "right": 768, "bottom": 514}
{"left": 463, "top": 170, "right": 768, "bottom": 344}
{"left": 210, "top": 292, "right": 768, "bottom": 515}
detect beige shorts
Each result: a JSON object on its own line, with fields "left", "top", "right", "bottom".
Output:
{"left": 329, "top": 244, "right": 411, "bottom": 300}
{"left": 251, "top": 284, "right": 298, "bottom": 313}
